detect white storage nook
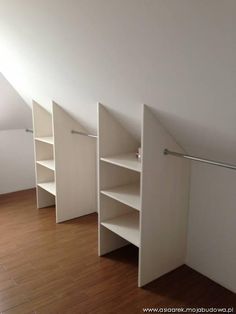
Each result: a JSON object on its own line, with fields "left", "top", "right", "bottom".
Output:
{"left": 32, "top": 101, "right": 96, "bottom": 223}
{"left": 98, "top": 103, "right": 190, "bottom": 287}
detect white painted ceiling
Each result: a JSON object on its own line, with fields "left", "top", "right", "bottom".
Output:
{"left": 0, "top": 73, "right": 32, "bottom": 130}
{"left": 0, "top": 0, "right": 235, "bottom": 162}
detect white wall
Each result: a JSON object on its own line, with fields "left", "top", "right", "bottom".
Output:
{"left": 0, "top": 129, "right": 35, "bottom": 194}
{"left": 0, "top": 0, "right": 236, "bottom": 165}
{"left": 0, "top": 73, "right": 32, "bottom": 130}
{"left": 187, "top": 163, "right": 236, "bottom": 293}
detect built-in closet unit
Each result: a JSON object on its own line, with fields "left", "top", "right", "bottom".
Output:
{"left": 98, "top": 103, "right": 190, "bottom": 287}
{"left": 32, "top": 101, "right": 96, "bottom": 223}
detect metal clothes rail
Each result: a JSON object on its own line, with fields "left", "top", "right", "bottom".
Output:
{"left": 164, "top": 149, "right": 236, "bottom": 171}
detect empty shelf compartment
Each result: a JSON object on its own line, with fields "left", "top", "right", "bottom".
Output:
{"left": 101, "top": 153, "right": 141, "bottom": 172}
{"left": 101, "top": 182, "right": 141, "bottom": 211}
{"left": 101, "top": 212, "right": 140, "bottom": 247}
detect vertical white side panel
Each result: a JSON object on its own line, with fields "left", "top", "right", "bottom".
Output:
{"left": 32, "top": 101, "right": 55, "bottom": 208}
{"left": 98, "top": 103, "right": 140, "bottom": 255}
{"left": 139, "top": 105, "right": 190, "bottom": 287}
{"left": 32, "top": 101, "right": 52, "bottom": 137}
{"left": 98, "top": 104, "right": 140, "bottom": 157}
{"left": 53, "top": 102, "right": 96, "bottom": 223}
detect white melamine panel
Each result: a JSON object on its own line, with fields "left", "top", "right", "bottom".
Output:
{"left": 33, "top": 102, "right": 56, "bottom": 208}
{"left": 100, "top": 161, "right": 139, "bottom": 191}
{"left": 101, "top": 182, "right": 140, "bottom": 211}
{"left": 98, "top": 103, "right": 190, "bottom": 287}
{"left": 53, "top": 102, "right": 97, "bottom": 223}
{"left": 38, "top": 181, "right": 56, "bottom": 196}
{"left": 37, "top": 160, "right": 55, "bottom": 171}
{"left": 36, "top": 164, "right": 54, "bottom": 184}
{"left": 35, "top": 141, "right": 54, "bottom": 161}
{"left": 101, "top": 153, "right": 141, "bottom": 172}
{"left": 32, "top": 101, "right": 52, "bottom": 137}
{"left": 101, "top": 212, "right": 140, "bottom": 248}
{"left": 139, "top": 105, "right": 190, "bottom": 287}
{"left": 99, "top": 194, "right": 133, "bottom": 222}
{"left": 33, "top": 101, "right": 96, "bottom": 220}
{"left": 99, "top": 195, "right": 133, "bottom": 255}
{"left": 35, "top": 137, "right": 54, "bottom": 145}
{"left": 98, "top": 103, "right": 140, "bottom": 255}
{"left": 99, "top": 225, "right": 129, "bottom": 256}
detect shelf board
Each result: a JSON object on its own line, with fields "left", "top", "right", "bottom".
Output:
{"left": 35, "top": 137, "right": 54, "bottom": 145}
{"left": 101, "top": 212, "right": 140, "bottom": 247}
{"left": 101, "top": 182, "right": 141, "bottom": 211}
{"left": 37, "top": 182, "right": 56, "bottom": 196}
{"left": 100, "top": 153, "right": 141, "bottom": 172}
{"left": 37, "top": 160, "right": 55, "bottom": 171}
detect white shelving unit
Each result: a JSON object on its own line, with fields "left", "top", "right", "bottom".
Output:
{"left": 33, "top": 101, "right": 97, "bottom": 223}
{"left": 98, "top": 103, "right": 190, "bottom": 287}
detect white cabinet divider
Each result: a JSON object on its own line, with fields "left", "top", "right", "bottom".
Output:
{"left": 32, "top": 101, "right": 97, "bottom": 223}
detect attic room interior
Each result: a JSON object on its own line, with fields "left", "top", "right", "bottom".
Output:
{"left": 0, "top": 0, "right": 235, "bottom": 313}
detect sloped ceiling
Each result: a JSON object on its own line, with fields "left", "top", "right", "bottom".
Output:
{"left": 0, "top": 73, "right": 32, "bottom": 130}
{"left": 0, "top": 0, "right": 235, "bottom": 162}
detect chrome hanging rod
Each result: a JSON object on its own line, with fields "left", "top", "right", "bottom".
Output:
{"left": 71, "top": 130, "right": 97, "bottom": 138}
{"left": 164, "top": 149, "right": 236, "bottom": 171}
{"left": 25, "top": 128, "right": 33, "bottom": 133}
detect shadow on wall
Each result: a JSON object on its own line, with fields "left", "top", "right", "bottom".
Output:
{"left": 0, "top": 73, "right": 32, "bottom": 130}
{"left": 0, "top": 73, "right": 35, "bottom": 194}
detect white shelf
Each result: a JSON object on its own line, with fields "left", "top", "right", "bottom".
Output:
{"left": 35, "top": 137, "right": 54, "bottom": 145}
{"left": 37, "top": 160, "right": 55, "bottom": 171}
{"left": 100, "top": 153, "right": 141, "bottom": 172}
{"left": 101, "top": 182, "right": 141, "bottom": 211}
{"left": 101, "top": 212, "right": 140, "bottom": 247}
{"left": 38, "top": 182, "right": 56, "bottom": 196}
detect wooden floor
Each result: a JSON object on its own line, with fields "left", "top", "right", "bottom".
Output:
{"left": 0, "top": 189, "right": 235, "bottom": 314}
